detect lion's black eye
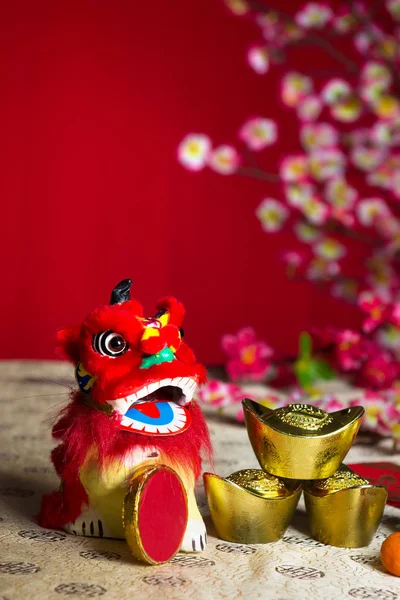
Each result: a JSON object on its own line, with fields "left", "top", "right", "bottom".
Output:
{"left": 92, "top": 331, "right": 128, "bottom": 357}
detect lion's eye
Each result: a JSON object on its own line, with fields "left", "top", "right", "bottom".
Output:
{"left": 93, "top": 331, "right": 128, "bottom": 357}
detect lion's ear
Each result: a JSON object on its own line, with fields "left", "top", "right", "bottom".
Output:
{"left": 155, "top": 297, "right": 185, "bottom": 327}
{"left": 56, "top": 326, "right": 81, "bottom": 363}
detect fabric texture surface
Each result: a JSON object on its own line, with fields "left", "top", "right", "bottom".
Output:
{"left": 1, "top": 360, "right": 400, "bottom": 600}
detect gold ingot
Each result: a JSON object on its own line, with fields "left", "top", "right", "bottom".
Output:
{"left": 243, "top": 399, "right": 364, "bottom": 480}
{"left": 304, "top": 464, "right": 387, "bottom": 548}
{"left": 204, "top": 469, "right": 302, "bottom": 544}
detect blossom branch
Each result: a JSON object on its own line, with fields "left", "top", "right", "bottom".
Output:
{"left": 291, "top": 35, "right": 359, "bottom": 73}
{"left": 247, "top": 0, "right": 359, "bottom": 73}
{"left": 236, "top": 166, "right": 280, "bottom": 182}
{"left": 345, "top": 0, "right": 400, "bottom": 92}
{"left": 325, "top": 221, "right": 380, "bottom": 246}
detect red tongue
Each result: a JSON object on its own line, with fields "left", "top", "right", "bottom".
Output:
{"left": 134, "top": 402, "right": 161, "bottom": 418}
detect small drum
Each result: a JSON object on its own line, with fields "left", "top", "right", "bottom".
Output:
{"left": 123, "top": 465, "right": 188, "bottom": 565}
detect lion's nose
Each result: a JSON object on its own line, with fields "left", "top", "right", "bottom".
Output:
{"left": 140, "top": 325, "right": 164, "bottom": 355}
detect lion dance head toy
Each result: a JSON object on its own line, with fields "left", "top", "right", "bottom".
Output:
{"left": 39, "top": 279, "right": 212, "bottom": 564}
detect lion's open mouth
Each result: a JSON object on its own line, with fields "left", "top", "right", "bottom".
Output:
{"left": 106, "top": 377, "right": 197, "bottom": 436}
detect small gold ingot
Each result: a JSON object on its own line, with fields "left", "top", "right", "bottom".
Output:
{"left": 123, "top": 465, "right": 188, "bottom": 565}
{"left": 204, "top": 469, "right": 302, "bottom": 544}
{"left": 243, "top": 399, "right": 364, "bottom": 480}
{"left": 304, "top": 464, "right": 387, "bottom": 548}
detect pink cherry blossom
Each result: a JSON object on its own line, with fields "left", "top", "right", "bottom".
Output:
{"left": 307, "top": 256, "right": 340, "bottom": 280}
{"left": 332, "top": 9, "right": 356, "bottom": 33}
{"left": 325, "top": 177, "right": 357, "bottom": 212}
{"left": 313, "top": 238, "right": 346, "bottom": 260}
{"left": 281, "top": 72, "right": 313, "bottom": 107}
{"left": 358, "top": 292, "right": 390, "bottom": 332}
{"left": 299, "top": 196, "right": 330, "bottom": 224}
{"left": 247, "top": 45, "right": 269, "bottom": 74}
{"left": 285, "top": 182, "right": 315, "bottom": 207}
{"left": 359, "top": 355, "right": 398, "bottom": 390}
{"left": 294, "top": 221, "right": 322, "bottom": 242}
{"left": 350, "top": 392, "right": 392, "bottom": 435}
{"left": 351, "top": 146, "right": 387, "bottom": 172}
{"left": 256, "top": 13, "right": 282, "bottom": 44}
{"left": 330, "top": 96, "right": 363, "bottom": 123}
{"left": 390, "top": 304, "right": 400, "bottom": 327}
{"left": 297, "top": 95, "right": 323, "bottom": 122}
{"left": 280, "top": 155, "right": 309, "bottom": 182}
{"left": 239, "top": 117, "right": 277, "bottom": 150}
{"left": 354, "top": 31, "right": 373, "bottom": 55}
{"left": 256, "top": 198, "right": 289, "bottom": 232}
{"left": 372, "top": 95, "right": 400, "bottom": 121}
{"left": 384, "top": 402, "right": 400, "bottom": 442}
{"left": 370, "top": 121, "right": 393, "bottom": 146}
{"left": 178, "top": 134, "right": 211, "bottom": 171}
{"left": 301, "top": 123, "right": 339, "bottom": 151}
{"left": 356, "top": 198, "right": 391, "bottom": 226}
{"left": 222, "top": 327, "right": 273, "bottom": 382}
{"left": 309, "top": 149, "right": 346, "bottom": 181}
{"left": 235, "top": 405, "right": 245, "bottom": 423}
{"left": 320, "top": 395, "right": 346, "bottom": 412}
{"left": 295, "top": 3, "right": 333, "bottom": 29}
{"left": 321, "top": 79, "right": 351, "bottom": 105}
{"left": 361, "top": 62, "right": 392, "bottom": 89}
{"left": 198, "top": 380, "right": 245, "bottom": 407}
{"left": 378, "top": 324, "right": 400, "bottom": 353}
{"left": 386, "top": 0, "right": 400, "bottom": 20}
{"left": 207, "top": 145, "right": 240, "bottom": 174}
{"left": 335, "top": 330, "right": 367, "bottom": 371}
{"left": 281, "top": 250, "right": 305, "bottom": 269}
{"left": 224, "top": 0, "right": 250, "bottom": 15}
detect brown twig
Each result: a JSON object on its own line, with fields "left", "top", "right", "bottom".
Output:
{"left": 325, "top": 221, "right": 380, "bottom": 245}
{"left": 236, "top": 166, "right": 280, "bottom": 182}
{"left": 290, "top": 35, "right": 359, "bottom": 73}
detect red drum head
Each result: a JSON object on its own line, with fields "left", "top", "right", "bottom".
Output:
{"left": 123, "top": 465, "right": 188, "bottom": 565}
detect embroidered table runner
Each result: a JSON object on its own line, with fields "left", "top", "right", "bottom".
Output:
{"left": 1, "top": 360, "right": 400, "bottom": 600}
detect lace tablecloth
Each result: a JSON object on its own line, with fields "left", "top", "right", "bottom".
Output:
{"left": 1, "top": 360, "right": 400, "bottom": 600}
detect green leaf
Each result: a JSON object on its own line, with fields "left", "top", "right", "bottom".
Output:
{"left": 312, "top": 359, "right": 336, "bottom": 380}
{"left": 299, "top": 331, "right": 312, "bottom": 359}
{"left": 293, "top": 357, "right": 336, "bottom": 390}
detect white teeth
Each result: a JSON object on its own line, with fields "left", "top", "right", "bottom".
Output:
{"left": 153, "top": 425, "right": 171, "bottom": 434}
{"left": 142, "top": 424, "right": 158, "bottom": 433}
{"left": 167, "top": 424, "right": 180, "bottom": 432}
{"left": 125, "top": 392, "right": 138, "bottom": 404}
{"left": 147, "top": 382, "right": 158, "bottom": 395}
{"left": 137, "top": 386, "right": 148, "bottom": 401}
{"left": 131, "top": 421, "right": 145, "bottom": 431}
{"left": 108, "top": 397, "right": 130, "bottom": 414}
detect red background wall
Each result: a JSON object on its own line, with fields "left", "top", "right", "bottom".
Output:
{"left": 1, "top": 0, "right": 360, "bottom": 364}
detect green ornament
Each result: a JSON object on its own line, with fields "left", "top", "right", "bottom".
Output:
{"left": 140, "top": 347, "right": 176, "bottom": 369}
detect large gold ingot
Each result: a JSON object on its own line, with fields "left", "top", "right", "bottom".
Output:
{"left": 204, "top": 469, "right": 302, "bottom": 544}
{"left": 243, "top": 399, "right": 364, "bottom": 480}
{"left": 304, "top": 464, "right": 387, "bottom": 548}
